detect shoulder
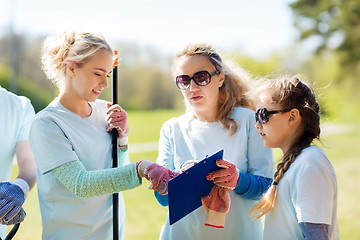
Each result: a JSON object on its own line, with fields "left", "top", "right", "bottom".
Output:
{"left": 32, "top": 99, "right": 67, "bottom": 129}
{"left": 232, "top": 107, "right": 255, "bottom": 121}
{"left": 0, "top": 87, "right": 34, "bottom": 112}
{"left": 298, "top": 146, "right": 327, "bottom": 163}
{"left": 232, "top": 107, "right": 256, "bottom": 131}
{"left": 160, "top": 113, "right": 189, "bottom": 132}
{"left": 296, "top": 145, "right": 334, "bottom": 172}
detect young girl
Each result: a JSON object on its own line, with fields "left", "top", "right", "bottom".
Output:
{"left": 249, "top": 76, "right": 339, "bottom": 240}
{"left": 154, "top": 43, "right": 274, "bottom": 239}
{"left": 29, "top": 31, "right": 178, "bottom": 240}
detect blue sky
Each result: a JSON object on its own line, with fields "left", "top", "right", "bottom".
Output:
{"left": 0, "top": 0, "right": 297, "bottom": 57}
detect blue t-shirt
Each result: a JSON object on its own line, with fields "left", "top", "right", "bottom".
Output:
{"left": 0, "top": 86, "right": 35, "bottom": 238}
{"left": 156, "top": 107, "right": 274, "bottom": 240}
{"left": 30, "top": 98, "right": 130, "bottom": 240}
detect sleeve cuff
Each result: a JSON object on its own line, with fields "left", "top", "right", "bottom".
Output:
{"left": 12, "top": 178, "right": 30, "bottom": 198}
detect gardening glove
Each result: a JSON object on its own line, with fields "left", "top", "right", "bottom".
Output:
{"left": 106, "top": 103, "right": 129, "bottom": 150}
{"left": 180, "top": 160, "right": 199, "bottom": 173}
{"left": 0, "top": 182, "right": 27, "bottom": 225}
{"left": 0, "top": 208, "right": 26, "bottom": 225}
{"left": 137, "top": 161, "right": 180, "bottom": 195}
{"left": 201, "top": 185, "right": 230, "bottom": 228}
{"left": 206, "top": 159, "right": 239, "bottom": 191}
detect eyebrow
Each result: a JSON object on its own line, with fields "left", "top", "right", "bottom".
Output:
{"left": 94, "top": 68, "right": 106, "bottom": 72}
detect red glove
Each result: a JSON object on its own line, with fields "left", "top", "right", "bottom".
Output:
{"left": 137, "top": 161, "right": 179, "bottom": 195}
{"left": 201, "top": 185, "right": 230, "bottom": 228}
{"left": 106, "top": 103, "right": 129, "bottom": 149}
{"left": 206, "top": 159, "right": 239, "bottom": 191}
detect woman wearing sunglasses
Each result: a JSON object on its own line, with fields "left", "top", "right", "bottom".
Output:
{"left": 154, "top": 43, "right": 274, "bottom": 239}
{"left": 29, "top": 31, "right": 179, "bottom": 240}
{"left": 249, "top": 76, "right": 338, "bottom": 239}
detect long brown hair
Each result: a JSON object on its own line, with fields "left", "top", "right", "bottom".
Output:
{"left": 249, "top": 75, "right": 321, "bottom": 219}
{"left": 172, "top": 43, "right": 254, "bottom": 135}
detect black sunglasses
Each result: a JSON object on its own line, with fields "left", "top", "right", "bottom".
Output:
{"left": 255, "top": 108, "right": 292, "bottom": 125}
{"left": 176, "top": 70, "right": 219, "bottom": 90}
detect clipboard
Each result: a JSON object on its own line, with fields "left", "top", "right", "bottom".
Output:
{"left": 168, "top": 149, "right": 224, "bottom": 225}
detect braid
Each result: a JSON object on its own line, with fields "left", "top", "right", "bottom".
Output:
{"left": 249, "top": 75, "right": 320, "bottom": 219}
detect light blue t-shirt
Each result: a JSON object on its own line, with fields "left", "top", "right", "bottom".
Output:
{"left": 157, "top": 107, "right": 274, "bottom": 240}
{"left": 0, "top": 86, "right": 35, "bottom": 238}
{"left": 29, "top": 98, "right": 130, "bottom": 240}
{"left": 264, "top": 145, "right": 339, "bottom": 240}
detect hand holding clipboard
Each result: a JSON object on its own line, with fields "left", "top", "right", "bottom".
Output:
{"left": 167, "top": 150, "right": 224, "bottom": 225}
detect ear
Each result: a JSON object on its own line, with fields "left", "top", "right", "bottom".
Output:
{"left": 67, "top": 64, "right": 76, "bottom": 78}
{"left": 218, "top": 71, "right": 225, "bottom": 87}
{"left": 288, "top": 108, "right": 301, "bottom": 126}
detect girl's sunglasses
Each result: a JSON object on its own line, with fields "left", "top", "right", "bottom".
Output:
{"left": 176, "top": 70, "right": 219, "bottom": 90}
{"left": 255, "top": 108, "right": 292, "bottom": 125}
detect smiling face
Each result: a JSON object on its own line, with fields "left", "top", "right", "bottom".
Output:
{"left": 175, "top": 55, "right": 224, "bottom": 122}
{"left": 67, "top": 50, "right": 113, "bottom": 103}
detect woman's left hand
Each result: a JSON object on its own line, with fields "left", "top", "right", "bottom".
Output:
{"left": 206, "top": 159, "right": 239, "bottom": 191}
{"left": 106, "top": 103, "right": 129, "bottom": 138}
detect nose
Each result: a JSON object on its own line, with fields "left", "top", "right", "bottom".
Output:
{"left": 189, "top": 79, "right": 199, "bottom": 91}
{"left": 100, "top": 78, "right": 109, "bottom": 88}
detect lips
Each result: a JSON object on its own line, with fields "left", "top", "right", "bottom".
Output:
{"left": 191, "top": 95, "right": 202, "bottom": 101}
{"left": 93, "top": 89, "right": 102, "bottom": 95}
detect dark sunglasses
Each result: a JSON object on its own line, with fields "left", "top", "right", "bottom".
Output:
{"left": 176, "top": 70, "right": 219, "bottom": 90}
{"left": 255, "top": 108, "right": 292, "bottom": 125}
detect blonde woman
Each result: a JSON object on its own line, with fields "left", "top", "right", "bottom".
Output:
{"left": 30, "top": 31, "right": 178, "bottom": 240}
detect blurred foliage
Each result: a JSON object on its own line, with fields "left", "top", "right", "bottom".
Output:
{"left": 231, "top": 54, "right": 282, "bottom": 77}
{"left": 289, "top": 0, "right": 360, "bottom": 122}
{"left": 1, "top": 10, "right": 359, "bottom": 122}
{"left": 0, "top": 63, "right": 55, "bottom": 112}
{"left": 290, "top": 0, "right": 360, "bottom": 64}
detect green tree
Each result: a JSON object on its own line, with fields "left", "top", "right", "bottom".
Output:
{"left": 290, "top": 0, "right": 360, "bottom": 75}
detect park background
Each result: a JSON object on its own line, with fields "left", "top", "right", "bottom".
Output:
{"left": 1, "top": 0, "right": 359, "bottom": 239}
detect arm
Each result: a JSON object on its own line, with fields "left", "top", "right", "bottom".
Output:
{"left": 0, "top": 141, "right": 37, "bottom": 225}
{"left": 299, "top": 222, "right": 330, "bottom": 240}
{"left": 51, "top": 160, "right": 141, "bottom": 198}
{"left": 0, "top": 99, "right": 35, "bottom": 225}
{"left": 15, "top": 140, "right": 37, "bottom": 191}
{"left": 233, "top": 173, "right": 272, "bottom": 200}
{"left": 154, "top": 191, "right": 169, "bottom": 206}
{"left": 51, "top": 159, "right": 177, "bottom": 198}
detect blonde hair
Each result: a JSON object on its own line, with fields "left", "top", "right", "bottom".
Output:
{"left": 41, "top": 31, "right": 112, "bottom": 88}
{"left": 172, "top": 43, "right": 254, "bottom": 135}
{"left": 249, "top": 75, "right": 321, "bottom": 219}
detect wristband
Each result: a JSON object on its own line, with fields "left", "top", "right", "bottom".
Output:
{"left": 118, "top": 136, "right": 128, "bottom": 147}
{"left": 12, "top": 178, "right": 30, "bottom": 198}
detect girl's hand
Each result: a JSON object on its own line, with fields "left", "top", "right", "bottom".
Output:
{"left": 106, "top": 103, "right": 129, "bottom": 150}
{"left": 137, "top": 161, "right": 180, "bottom": 195}
{"left": 206, "top": 159, "right": 239, "bottom": 191}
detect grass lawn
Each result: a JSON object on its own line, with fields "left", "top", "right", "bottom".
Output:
{"left": 7, "top": 109, "right": 360, "bottom": 239}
